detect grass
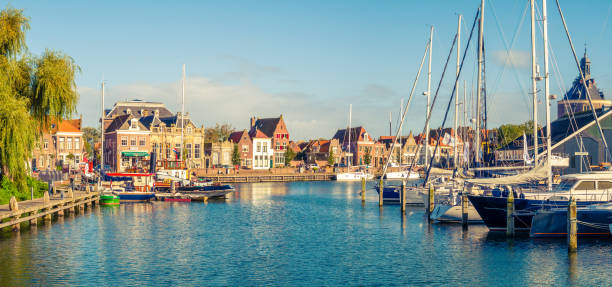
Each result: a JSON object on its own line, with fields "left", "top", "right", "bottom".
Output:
{"left": 0, "top": 176, "right": 48, "bottom": 205}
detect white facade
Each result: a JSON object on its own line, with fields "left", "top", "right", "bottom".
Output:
{"left": 252, "top": 138, "right": 274, "bottom": 169}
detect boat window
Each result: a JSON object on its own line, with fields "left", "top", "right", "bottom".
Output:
{"left": 556, "top": 179, "right": 577, "bottom": 191}
{"left": 574, "top": 181, "right": 596, "bottom": 191}
{"left": 598, "top": 181, "right": 612, "bottom": 190}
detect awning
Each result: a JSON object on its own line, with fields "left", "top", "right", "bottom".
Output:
{"left": 121, "top": 151, "right": 149, "bottom": 157}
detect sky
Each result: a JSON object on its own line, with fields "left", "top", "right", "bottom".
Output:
{"left": 11, "top": 0, "right": 612, "bottom": 140}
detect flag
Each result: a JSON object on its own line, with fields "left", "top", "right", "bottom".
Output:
{"left": 522, "top": 132, "right": 533, "bottom": 165}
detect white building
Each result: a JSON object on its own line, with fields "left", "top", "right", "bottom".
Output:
{"left": 250, "top": 129, "right": 274, "bottom": 170}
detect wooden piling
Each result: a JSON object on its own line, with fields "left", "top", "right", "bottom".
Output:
{"left": 461, "top": 192, "right": 469, "bottom": 229}
{"left": 9, "top": 197, "right": 20, "bottom": 231}
{"left": 568, "top": 197, "right": 577, "bottom": 252}
{"left": 30, "top": 211, "right": 38, "bottom": 226}
{"left": 378, "top": 178, "right": 384, "bottom": 206}
{"left": 361, "top": 177, "right": 366, "bottom": 202}
{"left": 57, "top": 204, "right": 64, "bottom": 217}
{"left": 401, "top": 180, "right": 406, "bottom": 213}
{"left": 428, "top": 184, "right": 434, "bottom": 217}
{"left": 506, "top": 190, "right": 514, "bottom": 237}
{"left": 43, "top": 192, "right": 52, "bottom": 222}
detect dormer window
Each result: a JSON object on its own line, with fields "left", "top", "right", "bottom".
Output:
{"left": 187, "top": 127, "right": 192, "bottom": 134}
{"left": 130, "top": 118, "right": 138, "bottom": 130}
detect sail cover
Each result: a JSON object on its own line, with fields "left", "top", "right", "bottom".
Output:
{"left": 466, "top": 164, "right": 548, "bottom": 185}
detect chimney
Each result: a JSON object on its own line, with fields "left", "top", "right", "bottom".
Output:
{"left": 250, "top": 116, "right": 257, "bottom": 129}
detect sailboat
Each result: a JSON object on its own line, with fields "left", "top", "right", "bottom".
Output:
{"left": 335, "top": 104, "right": 374, "bottom": 181}
{"left": 385, "top": 100, "right": 421, "bottom": 180}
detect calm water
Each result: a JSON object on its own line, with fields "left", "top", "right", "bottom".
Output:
{"left": 1, "top": 181, "right": 611, "bottom": 286}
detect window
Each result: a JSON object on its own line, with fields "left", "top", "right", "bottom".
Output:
{"left": 139, "top": 137, "right": 146, "bottom": 146}
{"left": 67, "top": 138, "right": 72, "bottom": 149}
{"left": 186, "top": 143, "right": 192, "bottom": 158}
{"left": 166, "top": 146, "right": 171, "bottom": 159}
{"left": 276, "top": 142, "right": 280, "bottom": 150}
{"left": 75, "top": 138, "right": 80, "bottom": 150}
{"left": 263, "top": 143, "right": 267, "bottom": 152}
{"left": 242, "top": 145, "right": 249, "bottom": 153}
{"left": 223, "top": 151, "right": 229, "bottom": 164}
{"left": 194, "top": 144, "right": 201, "bottom": 159}
{"left": 59, "top": 137, "right": 65, "bottom": 150}
{"left": 257, "top": 142, "right": 261, "bottom": 152}
{"left": 130, "top": 137, "right": 137, "bottom": 146}
{"left": 152, "top": 143, "right": 157, "bottom": 154}
{"left": 575, "top": 181, "right": 595, "bottom": 190}
{"left": 121, "top": 136, "right": 128, "bottom": 147}
{"left": 130, "top": 119, "right": 138, "bottom": 129}
{"left": 187, "top": 127, "right": 192, "bottom": 134}
{"left": 44, "top": 139, "right": 48, "bottom": 150}
{"left": 598, "top": 181, "right": 612, "bottom": 190}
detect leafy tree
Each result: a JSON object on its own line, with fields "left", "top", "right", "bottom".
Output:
{"left": 364, "top": 147, "right": 372, "bottom": 165}
{"left": 82, "top": 126, "right": 100, "bottom": 156}
{"left": 0, "top": 7, "right": 79, "bottom": 190}
{"left": 232, "top": 144, "right": 241, "bottom": 166}
{"left": 327, "top": 148, "right": 335, "bottom": 166}
{"left": 285, "top": 148, "right": 296, "bottom": 166}
{"left": 205, "top": 123, "right": 235, "bottom": 142}
{"left": 497, "top": 120, "right": 535, "bottom": 148}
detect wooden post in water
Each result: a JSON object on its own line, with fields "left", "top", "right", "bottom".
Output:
{"left": 428, "top": 184, "right": 434, "bottom": 219}
{"left": 506, "top": 189, "right": 514, "bottom": 237}
{"left": 43, "top": 192, "right": 52, "bottom": 222}
{"left": 361, "top": 177, "right": 366, "bottom": 203}
{"left": 9, "top": 196, "right": 20, "bottom": 231}
{"left": 461, "top": 192, "right": 469, "bottom": 229}
{"left": 568, "top": 197, "right": 577, "bottom": 252}
{"left": 401, "top": 180, "right": 406, "bottom": 213}
{"left": 378, "top": 178, "right": 383, "bottom": 207}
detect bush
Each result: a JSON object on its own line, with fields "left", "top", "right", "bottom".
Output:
{"left": 0, "top": 176, "right": 48, "bottom": 204}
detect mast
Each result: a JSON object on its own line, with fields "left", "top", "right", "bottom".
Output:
{"left": 400, "top": 98, "right": 404, "bottom": 165}
{"left": 463, "top": 80, "right": 467, "bottom": 168}
{"left": 348, "top": 104, "right": 352, "bottom": 169}
{"left": 454, "top": 14, "right": 461, "bottom": 168}
{"left": 181, "top": 64, "right": 185, "bottom": 163}
{"left": 475, "top": 0, "right": 484, "bottom": 166}
{"left": 100, "top": 81, "right": 105, "bottom": 177}
{"left": 542, "top": 0, "right": 552, "bottom": 190}
{"left": 425, "top": 26, "right": 433, "bottom": 168}
{"left": 530, "top": 0, "right": 538, "bottom": 167}
{"left": 389, "top": 111, "right": 392, "bottom": 136}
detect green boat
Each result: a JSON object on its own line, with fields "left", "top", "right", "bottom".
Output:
{"left": 100, "top": 194, "right": 120, "bottom": 205}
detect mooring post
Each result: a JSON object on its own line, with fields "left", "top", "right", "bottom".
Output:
{"left": 460, "top": 195, "right": 467, "bottom": 226}
{"left": 401, "top": 180, "right": 406, "bottom": 213}
{"left": 568, "top": 197, "right": 577, "bottom": 253}
{"left": 378, "top": 178, "right": 384, "bottom": 207}
{"left": 361, "top": 177, "right": 366, "bottom": 202}
{"left": 506, "top": 189, "right": 515, "bottom": 237}
{"left": 9, "top": 196, "right": 20, "bottom": 231}
{"left": 428, "top": 183, "right": 434, "bottom": 220}
{"left": 43, "top": 192, "right": 52, "bottom": 222}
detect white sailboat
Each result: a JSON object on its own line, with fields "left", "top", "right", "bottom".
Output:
{"left": 335, "top": 104, "right": 374, "bottom": 181}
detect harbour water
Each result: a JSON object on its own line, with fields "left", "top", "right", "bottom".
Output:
{"left": 0, "top": 181, "right": 611, "bottom": 286}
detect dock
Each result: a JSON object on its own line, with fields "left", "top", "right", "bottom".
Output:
{"left": 0, "top": 186, "right": 100, "bottom": 231}
{"left": 199, "top": 173, "right": 335, "bottom": 183}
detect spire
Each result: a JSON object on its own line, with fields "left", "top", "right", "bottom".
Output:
{"left": 580, "top": 46, "right": 591, "bottom": 79}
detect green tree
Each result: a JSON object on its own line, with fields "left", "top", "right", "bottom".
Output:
{"left": 82, "top": 126, "right": 100, "bottom": 156}
{"left": 364, "top": 147, "right": 372, "bottom": 166}
{"left": 205, "top": 123, "right": 235, "bottom": 142}
{"left": 497, "top": 120, "right": 535, "bottom": 148}
{"left": 232, "top": 144, "right": 241, "bottom": 166}
{"left": 327, "top": 148, "right": 335, "bottom": 166}
{"left": 0, "top": 7, "right": 79, "bottom": 190}
{"left": 285, "top": 148, "right": 296, "bottom": 166}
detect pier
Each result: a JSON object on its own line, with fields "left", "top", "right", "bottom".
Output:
{"left": 199, "top": 173, "right": 335, "bottom": 183}
{"left": 0, "top": 186, "right": 100, "bottom": 231}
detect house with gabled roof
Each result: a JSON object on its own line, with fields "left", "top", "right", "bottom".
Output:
{"left": 249, "top": 127, "right": 273, "bottom": 169}
{"left": 249, "top": 115, "right": 289, "bottom": 167}
{"left": 104, "top": 114, "right": 151, "bottom": 172}
{"left": 332, "top": 126, "right": 385, "bottom": 167}
{"left": 229, "top": 130, "right": 253, "bottom": 168}
{"left": 32, "top": 117, "right": 84, "bottom": 171}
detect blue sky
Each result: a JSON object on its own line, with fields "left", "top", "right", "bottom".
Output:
{"left": 12, "top": 0, "right": 612, "bottom": 140}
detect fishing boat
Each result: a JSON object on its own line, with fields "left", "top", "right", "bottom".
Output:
{"left": 103, "top": 172, "right": 156, "bottom": 202}
{"left": 99, "top": 193, "right": 120, "bottom": 205}
{"left": 530, "top": 203, "right": 612, "bottom": 238}
{"left": 177, "top": 183, "right": 235, "bottom": 200}
{"left": 469, "top": 172, "right": 612, "bottom": 232}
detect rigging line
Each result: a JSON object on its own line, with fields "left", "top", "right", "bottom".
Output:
{"left": 555, "top": 0, "right": 612, "bottom": 163}
{"left": 380, "top": 39, "right": 430, "bottom": 178}
{"left": 488, "top": 0, "right": 530, "bottom": 109}
{"left": 422, "top": 9, "right": 479, "bottom": 186}
{"left": 599, "top": 1, "right": 612, "bottom": 43}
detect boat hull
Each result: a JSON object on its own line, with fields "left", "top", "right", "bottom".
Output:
{"left": 468, "top": 195, "right": 605, "bottom": 232}
{"left": 530, "top": 208, "right": 612, "bottom": 238}
{"left": 384, "top": 171, "right": 420, "bottom": 180}
{"left": 100, "top": 194, "right": 120, "bottom": 205}
{"left": 378, "top": 186, "right": 424, "bottom": 205}
{"left": 430, "top": 204, "right": 483, "bottom": 223}
{"left": 118, "top": 192, "right": 156, "bottom": 202}
{"left": 335, "top": 172, "right": 374, "bottom": 181}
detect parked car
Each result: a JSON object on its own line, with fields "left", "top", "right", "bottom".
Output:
{"left": 307, "top": 163, "right": 319, "bottom": 170}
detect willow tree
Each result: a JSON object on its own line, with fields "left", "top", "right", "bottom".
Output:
{"left": 0, "top": 7, "right": 79, "bottom": 189}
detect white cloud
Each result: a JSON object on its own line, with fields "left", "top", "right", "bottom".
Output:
{"left": 492, "top": 50, "right": 530, "bottom": 69}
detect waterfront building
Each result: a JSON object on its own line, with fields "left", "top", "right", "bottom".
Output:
{"left": 303, "top": 139, "right": 342, "bottom": 167}
{"left": 250, "top": 128, "right": 274, "bottom": 169}
{"left": 557, "top": 51, "right": 611, "bottom": 119}
{"left": 332, "top": 126, "right": 384, "bottom": 167}
{"left": 229, "top": 130, "right": 253, "bottom": 168}
{"left": 204, "top": 140, "right": 233, "bottom": 168}
{"left": 249, "top": 115, "right": 290, "bottom": 167}
{"left": 32, "top": 117, "right": 84, "bottom": 171}
{"left": 103, "top": 114, "right": 151, "bottom": 172}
